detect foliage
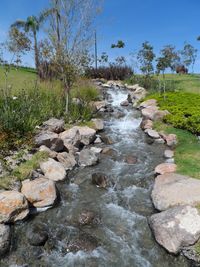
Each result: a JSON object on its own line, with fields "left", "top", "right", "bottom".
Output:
{"left": 0, "top": 151, "right": 48, "bottom": 189}
{"left": 147, "top": 92, "right": 200, "bottom": 134}
{"left": 111, "top": 40, "right": 125, "bottom": 48}
{"left": 154, "top": 122, "right": 200, "bottom": 179}
{"left": 85, "top": 65, "right": 133, "bottom": 80}
{"left": 180, "top": 42, "right": 197, "bottom": 72}
{"left": 157, "top": 45, "right": 180, "bottom": 72}
{"left": 137, "top": 41, "right": 155, "bottom": 76}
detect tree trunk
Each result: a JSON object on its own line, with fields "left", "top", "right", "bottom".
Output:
{"left": 65, "top": 86, "right": 69, "bottom": 114}
{"left": 33, "top": 30, "right": 39, "bottom": 72}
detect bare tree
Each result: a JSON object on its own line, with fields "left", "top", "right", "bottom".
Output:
{"left": 47, "top": 0, "right": 102, "bottom": 113}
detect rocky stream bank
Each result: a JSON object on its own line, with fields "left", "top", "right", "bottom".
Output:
{"left": 0, "top": 81, "right": 199, "bottom": 266}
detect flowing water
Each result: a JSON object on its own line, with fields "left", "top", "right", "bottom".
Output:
{"left": 1, "top": 87, "right": 190, "bottom": 267}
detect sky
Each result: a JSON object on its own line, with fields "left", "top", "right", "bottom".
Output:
{"left": 0, "top": 0, "right": 200, "bottom": 72}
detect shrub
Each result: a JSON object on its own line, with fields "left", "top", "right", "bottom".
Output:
{"left": 85, "top": 65, "right": 133, "bottom": 80}
{"left": 147, "top": 92, "right": 200, "bottom": 134}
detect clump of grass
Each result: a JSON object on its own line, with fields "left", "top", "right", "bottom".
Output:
{"left": 154, "top": 122, "right": 200, "bottom": 179}
{"left": 0, "top": 151, "right": 48, "bottom": 189}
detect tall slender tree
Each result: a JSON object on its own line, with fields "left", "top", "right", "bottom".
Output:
{"left": 11, "top": 12, "right": 51, "bottom": 71}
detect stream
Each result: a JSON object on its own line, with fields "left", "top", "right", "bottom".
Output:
{"left": 0, "top": 87, "right": 190, "bottom": 267}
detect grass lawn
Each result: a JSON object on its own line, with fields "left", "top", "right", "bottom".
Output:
{"left": 158, "top": 74, "right": 200, "bottom": 94}
{"left": 154, "top": 122, "right": 200, "bottom": 179}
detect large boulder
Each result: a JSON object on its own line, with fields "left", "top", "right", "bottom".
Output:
{"left": 91, "top": 119, "right": 104, "bottom": 131}
{"left": 21, "top": 178, "right": 57, "bottom": 208}
{"left": 0, "top": 224, "right": 11, "bottom": 256}
{"left": 132, "top": 86, "right": 147, "bottom": 101}
{"left": 35, "top": 131, "right": 64, "bottom": 152}
{"left": 141, "top": 106, "right": 159, "bottom": 120}
{"left": 40, "top": 158, "right": 66, "bottom": 181}
{"left": 59, "top": 127, "right": 81, "bottom": 147}
{"left": 139, "top": 99, "right": 157, "bottom": 109}
{"left": 42, "top": 118, "right": 65, "bottom": 133}
{"left": 152, "top": 173, "right": 200, "bottom": 211}
{"left": 149, "top": 205, "right": 200, "bottom": 254}
{"left": 155, "top": 163, "right": 177, "bottom": 175}
{"left": 78, "top": 149, "right": 98, "bottom": 167}
{"left": 60, "top": 126, "right": 96, "bottom": 146}
{"left": 0, "top": 191, "right": 29, "bottom": 223}
{"left": 57, "top": 152, "right": 76, "bottom": 170}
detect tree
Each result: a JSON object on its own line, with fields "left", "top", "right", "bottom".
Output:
{"left": 47, "top": 0, "right": 102, "bottom": 113}
{"left": 11, "top": 11, "right": 51, "bottom": 71}
{"left": 111, "top": 40, "right": 125, "bottom": 49}
{"left": 137, "top": 41, "right": 155, "bottom": 76}
{"left": 98, "top": 52, "right": 108, "bottom": 65}
{"left": 180, "top": 42, "right": 197, "bottom": 73}
{"left": 159, "top": 45, "right": 180, "bottom": 72}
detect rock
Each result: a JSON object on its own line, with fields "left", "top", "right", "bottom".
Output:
{"left": 79, "top": 149, "right": 98, "bottom": 167}
{"left": 120, "top": 100, "right": 129, "bottom": 106}
{"left": 152, "top": 173, "right": 200, "bottom": 211}
{"left": 59, "top": 127, "right": 81, "bottom": 147}
{"left": 132, "top": 86, "right": 147, "bottom": 101}
{"left": 125, "top": 84, "right": 140, "bottom": 91}
{"left": 77, "top": 126, "right": 96, "bottom": 145}
{"left": 100, "top": 134, "right": 114, "bottom": 145}
{"left": 35, "top": 131, "right": 64, "bottom": 152}
{"left": 165, "top": 158, "right": 175, "bottom": 164}
{"left": 0, "top": 191, "right": 29, "bottom": 223}
{"left": 92, "top": 173, "right": 108, "bottom": 188}
{"left": 40, "top": 158, "right": 66, "bottom": 181}
{"left": 139, "top": 99, "right": 157, "bottom": 109}
{"left": 101, "top": 83, "right": 111, "bottom": 88}
{"left": 140, "top": 119, "right": 153, "bottom": 130}
{"left": 164, "top": 150, "right": 174, "bottom": 159}
{"left": 102, "top": 147, "right": 118, "bottom": 158}
{"left": 149, "top": 205, "right": 200, "bottom": 254}
{"left": 165, "top": 134, "right": 178, "bottom": 147}
{"left": 91, "top": 119, "right": 104, "bottom": 131}
{"left": 21, "top": 178, "right": 57, "bottom": 208}
{"left": 145, "top": 129, "right": 160, "bottom": 139}
{"left": 39, "top": 145, "right": 57, "bottom": 158}
{"left": 64, "top": 143, "right": 79, "bottom": 155}
{"left": 27, "top": 225, "right": 48, "bottom": 246}
{"left": 145, "top": 136, "right": 155, "bottom": 145}
{"left": 90, "top": 147, "right": 102, "bottom": 154}
{"left": 155, "top": 138, "right": 165, "bottom": 144}
{"left": 153, "top": 110, "right": 170, "bottom": 121}
{"left": 141, "top": 106, "right": 159, "bottom": 120}
{"left": 79, "top": 211, "right": 98, "bottom": 225}
{"left": 155, "top": 163, "right": 177, "bottom": 175}
{"left": 91, "top": 101, "right": 106, "bottom": 111}
{"left": 57, "top": 152, "right": 76, "bottom": 170}
{"left": 124, "top": 155, "right": 138, "bottom": 164}
{"left": 0, "top": 224, "right": 10, "bottom": 256}
{"left": 42, "top": 118, "right": 65, "bottom": 133}
{"left": 94, "top": 137, "right": 102, "bottom": 144}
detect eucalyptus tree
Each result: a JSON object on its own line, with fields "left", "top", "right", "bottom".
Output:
{"left": 137, "top": 41, "right": 155, "bottom": 76}
{"left": 11, "top": 11, "right": 51, "bottom": 71}
{"left": 180, "top": 42, "right": 197, "bottom": 73}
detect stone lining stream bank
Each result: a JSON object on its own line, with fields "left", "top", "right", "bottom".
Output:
{"left": 0, "top": 81, "right": 193, "bottom": 266}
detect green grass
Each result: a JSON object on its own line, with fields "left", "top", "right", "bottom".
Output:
{"left": 0, "top": 151, "right": 48, "bottom": 189}
{"left": 154, "top": 122, "right": 200, "bottom": 179}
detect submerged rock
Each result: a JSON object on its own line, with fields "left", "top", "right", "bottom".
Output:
{"left": 0, "top": 191, "right": 29, "bottom": 223}
{"left": 79, "top": 149, "right": 99, "bottom": 167}
{"left": 21, "top": 178, "right": 57, "bottom": 208}
{"left": 120, "top": 100, "right": 129, "bottom": 106}
{"left": 100, "top": 134, "right": 114, "bottom": 145}
{"left": 0, "top": 224, "right": 11, "bottom": 256}
{"left": 78, "top": 211, "right": 101, "bottom": 226}
{"left": 152, "top": 173, "right": 200, "bottom": 211}
{"left": 27, "top": 224, "right": 48, "bottom": 246}
{"left": 149, "top": 205, "right": 200, "bottom": 254}
{"left": 92, "top": 173, "right": 108, "bottom": 188}
{"left": 40, "top": 158, "right": 66, "bottom": 181}
{"left": 124, "top": 155, "right": 138, "bottom": 164}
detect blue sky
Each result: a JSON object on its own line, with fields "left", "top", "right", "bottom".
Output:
{"left": 0, "top": 0, "right": 200, "bottom": 72}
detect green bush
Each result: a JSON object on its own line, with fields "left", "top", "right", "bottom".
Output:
{"left": 148, "top": 92, "right": 200, "bottom": 134}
